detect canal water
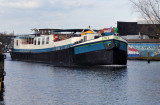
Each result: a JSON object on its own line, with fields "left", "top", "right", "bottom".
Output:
{"left": 1, "top": 53, "right": 160, "bottom": 105}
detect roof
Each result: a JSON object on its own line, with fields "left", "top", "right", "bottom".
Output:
{"left": 52, "top": 29, "right": 99, "bottom": 32}
{"left": 38, "top": 29, "right": 61, "bottom": 30}
{"left": 16, "top": 35, "right": 36, "bottom": 39}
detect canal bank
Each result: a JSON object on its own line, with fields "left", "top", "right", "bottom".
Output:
{"left": 127, "top": 39, "right": 160, "bottom": 61}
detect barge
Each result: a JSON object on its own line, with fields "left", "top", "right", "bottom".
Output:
{"left": 10, "top": 28, "right": 128, "bottom": 66}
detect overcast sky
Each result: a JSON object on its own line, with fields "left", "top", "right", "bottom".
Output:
{"left": 0, "top": 0, "right": 138, "bottom": 34}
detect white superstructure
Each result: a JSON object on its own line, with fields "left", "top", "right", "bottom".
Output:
{"left": 13, "top": 32, "right": 126, "bottom": 51}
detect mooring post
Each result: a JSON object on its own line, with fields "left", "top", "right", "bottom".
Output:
{"left": 0, "top": 43, "right": 4, "bottom": 70}
{"left": 0, "top": 42, "right": 5, "bottom": 92}
{"left": 147, "top": 51, "right": 150, "bottom": 64}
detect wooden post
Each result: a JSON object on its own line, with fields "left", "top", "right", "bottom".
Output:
{"left": 147, "top": 51, "right": 150, "bottom": 63}
{"left": 0, "top": 42, "right": 5, "bottom": 93}
{"left": 0, "top": 43, "right": 4, "bottom": 71}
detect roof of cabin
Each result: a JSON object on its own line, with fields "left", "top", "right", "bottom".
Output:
{"left": 52, "top": 29, "right": 99, "bottom": 32}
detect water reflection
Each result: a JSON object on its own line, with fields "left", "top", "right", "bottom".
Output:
{"left": 50, "top": 66, "right": 128, "bottom": 105}
{"left": 57, "top": 65, "right": 127, "bottom": 82}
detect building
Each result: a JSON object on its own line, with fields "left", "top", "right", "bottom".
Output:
{"left": 117, "top": 21, "right": 160, "bottom": 39}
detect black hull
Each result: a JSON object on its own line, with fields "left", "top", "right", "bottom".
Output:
{"left": 74, "top": 48, "right": 127, "bottom": 66}
{"left": 10, "top": 47, "right": 127, "bottom": 66}
{"left": 10, "top": 48, "right": 75, "bottom": 66}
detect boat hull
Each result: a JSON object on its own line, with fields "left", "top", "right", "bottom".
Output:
{"left": 10, "top": 39, "right": 128, "bottom": 66}
{"left": 74, "top": 48, "right": 127, "bottom": 65}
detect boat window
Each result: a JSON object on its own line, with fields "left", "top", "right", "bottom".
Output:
{"left": 42, "top": 37, "right": 45, "bottom": 45}
{"left": 27, "top": 38, "right": 34, "bottom": 44}
{"left": 38, "top": 38, "right": 41, "bottom": 45}
{"left": 34, "top": 39, "right": 36, "bottom": 45}
{"left": 46, "top": 37, "right": 49, "bottom": 44}
{"left": 16, "top": 40, "right": 18, "bottom": 46}
{"left": 50, "top": 30, "right": 53, "bottom": 35}
{"left": 84, "top": 36, "right": 87, "bottom": 42}
{"left": 45, "top": 30, "right": 47, "bottom": 34}
{"left": 30, "top": 38, "right": 33, "bottom": 44}
{"left": 41, "top": 31, "right": 44, "bottom": 35}
{"left": 43, "top": 31, "right": 45, "bottom": 34}
{"left": 31, "top": 38, "right": 34, "bottom": 44}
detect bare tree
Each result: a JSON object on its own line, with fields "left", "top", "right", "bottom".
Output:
{"left": 130, "top": 0, "right": 160, "bottom": 38}
{"left": 130, "top": 0, "right": 160, "bottom": 24}
{"left": 0, "top": 32, "right": 14, "bottom": 52}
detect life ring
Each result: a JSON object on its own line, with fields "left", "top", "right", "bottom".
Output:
{"left": 53, "top": 35, "right": 59, "bottom": 39}
{"left": 53, "top": 35, "right": 59, "bottom": 42}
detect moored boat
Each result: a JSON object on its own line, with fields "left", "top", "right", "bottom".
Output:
{"left": 10, "top": 28, "right": 128, "bottom": 66}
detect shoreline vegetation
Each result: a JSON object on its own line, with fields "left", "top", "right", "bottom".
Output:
{"left": 0, "top": 32, "right": 14, "bottom": 53}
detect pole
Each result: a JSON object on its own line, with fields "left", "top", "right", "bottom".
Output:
{"left": 0, "top": 42, "right": 6, "bottom": 93}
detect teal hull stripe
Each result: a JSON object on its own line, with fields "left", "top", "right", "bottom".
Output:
{"left": 13, "top": 47, "right": 54, "bottom": 53}
{"left": 13, "top": 44, "right": 73, "bottom": 53}
{"left": 115, "top": 41, "right": 127, "bottom": 52}
{"left": 74, "top": 42, "right": 106, "bottom": 55}
{"left": 74, "top": 41, "right": 127, "bottom": 55}
{"left": 120, "top": 42, "right": 127, "bottom": 51}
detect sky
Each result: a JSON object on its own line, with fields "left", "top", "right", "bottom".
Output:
{"left": 0, "top": 0, "right": 139, "bottom": 34}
